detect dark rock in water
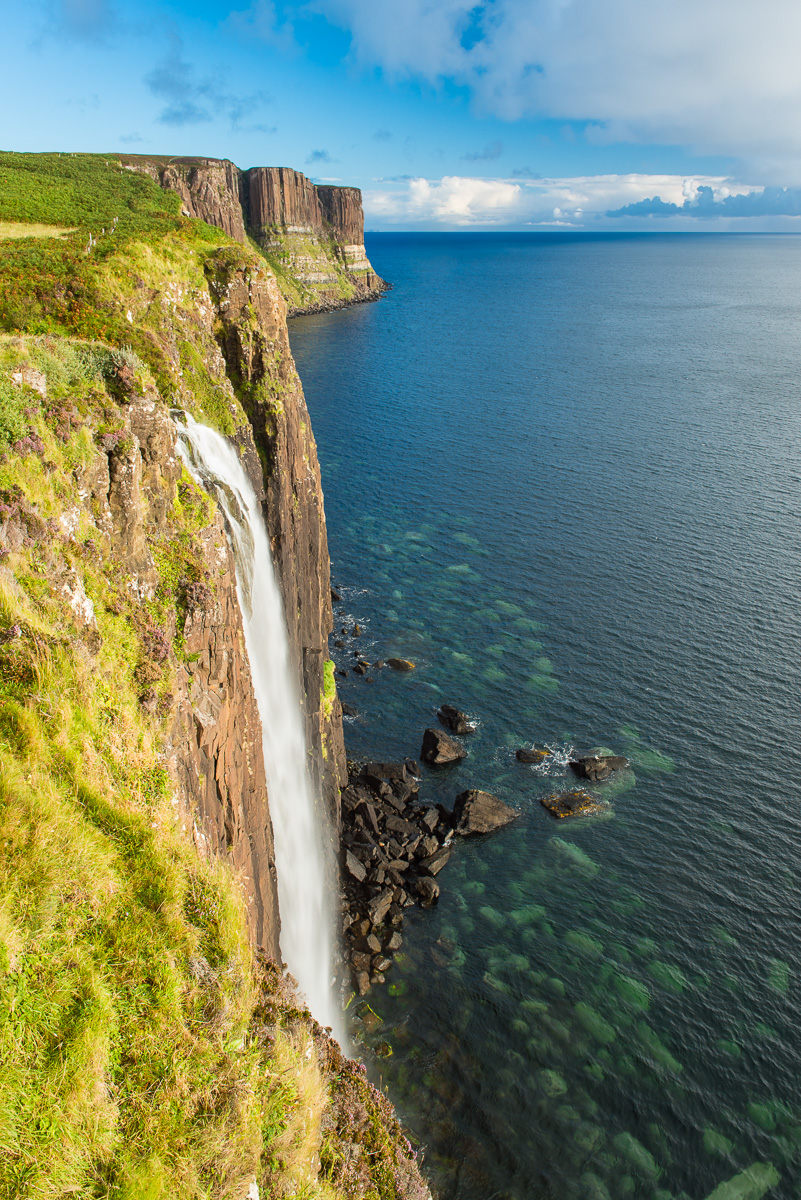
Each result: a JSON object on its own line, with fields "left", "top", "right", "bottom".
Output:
{"left": 404, "top": 758, "right": 421, "bottom": 777}
{"left": 437, "top": 704, "right": 475, "bottom": 735}
{"left": 341, "top": 702, "right": 358, "bottom": 717}
{"left": 334, "top": 638, "right": 345, "bottom": 648}
{"left": 387, "top": 657, "right": 415, "bottom": 671}
{"left": 335, "top": 669, "right": 348, "bottom": 678}
{"left": 370, "top": 970, "right": 385, "bottom": 985}
{"left": 415, "top": 877, "right": 440, "bottom": 907}
{"left": 540, "top": 789, "right": 606, "bottom": 819}
{"left": 345, "top": 850, "right": 367, "bottom": 883}
{"left": 331, "top": 587, "right": 342, "bottom": 604}
{"left": 421, "top": 727, "right": 467, "bottom": 765}
{"left": 373, "top": 955, "right": 392, "bottom": 973}
{"left": 419, "top": 845, "right": 452, "bottom": 876}
{"left": 353, "top": 623, "right": 362, "bottom": 636}
{"left": 353, "top": 662, "right": 368, "bottom": 675}
{"left": 452, "top": 789, "right": 517, "bottom": 835}
{"left": 570, "top": 754, "right": 629, "bottom": 781}
{"left": 373, "top": 659, "right": 385, "bottom": 669}
{"left": 516, "top": 747, "right": 549, "bottom": 764}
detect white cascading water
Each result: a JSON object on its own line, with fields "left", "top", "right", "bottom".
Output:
{"left": 177, "top": 413, "right": 341, "bottom": 1039}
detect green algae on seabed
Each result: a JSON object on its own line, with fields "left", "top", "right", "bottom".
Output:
{"left": 548, "top": 837, "right": 601, "bottom": 878}
{"left": 748, "top": 1104, "right": 777, "bottom": 1133}
{"left": 565, "top": 929, "right": 605, "bottom": 959}
{"left": 703, "top": 1162, "right": 780, "bottom": 1200}
{"left": 580, "top": 1172, "right": 613, "bottom": 1200}
{"left": 618, "top": 724, "right": 676, "bottom": 772}
{"left": 648, "top": 960, "right": 690, "bottom": 994}
{"left": 767, "top": 958, "right": 790, "bottom": 995}
{"left": 613, "top": 973, "right": 650, "bottom": 1011}
{"left": 636, "top": 1022, "right": 682, "bottom": 1073}
{"left": 717, "top": 1038, "right": 742, "bottom": 1058}
{"left": 536, "top": 1068, "right": 568, "bottom": 1097}
{"left": 704, "top": 1128, "right": 735, "bottom": 1157}
{"left": 575, "top": 1002, "right": 617, "bottom": 1045}
{"left": 612, "top": 1132, "right": 662, "bottom": 1179}
{"left": 528, "top": 672, "right": 560, "bottom": 693}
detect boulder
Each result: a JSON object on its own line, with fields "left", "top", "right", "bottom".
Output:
{"left": 540, "top": 790, "right": 605, "bottom": 819}
{"left": 341, "top": 702, "right": 358, "bottom": 717}
{"left": 404, "top": 758, "right": 421, "bottom": 777}
{"left": 421, "top": 727, "right": 467, "bottom": 765}
{"left": 386, "top": 657, "right": 415, "bottom": 671}
{"left": 418, "top": 846, "right": 452, "bottom": 876}
{"left": 363, "top": 761, "right": 409, "bottom": 783}
{"left": 367, "top": 889, "right": 394, "bottom": 926}
{"left": 516, "top": 747, "right": 548, "bottom": 764}
{"left": 452, "top": 789, "right": 517, "bottom": 835}
{"left": 331, "top": 587, "right": 342, "bottom": 603}
{"left": 570, "top": 755, "right": 629, "bottom": 781}
{"left": 437, "top": 704, "right": 475, "bottom": 735}
{"left": 356, "top": 971, "right": 371, "bottom": 995}
{"left": 415, "top": 877, "right": 440, "bottom": 908}
{"left": 344, "top": 850, "right": 367, "bottom": 883}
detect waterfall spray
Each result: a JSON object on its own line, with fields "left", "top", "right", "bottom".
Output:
{"left": 177, "top": 414, "right": 341, "bottom": 1039}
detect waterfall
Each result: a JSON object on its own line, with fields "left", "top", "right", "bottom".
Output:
{"left": 177, "top": 413, "right": 341, "bottom": 1038}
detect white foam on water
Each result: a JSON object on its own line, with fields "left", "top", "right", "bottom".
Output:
{"left": 177, "top": 414, "right": 342, "bottom": 1041}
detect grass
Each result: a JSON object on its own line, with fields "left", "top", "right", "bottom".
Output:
{"left": 0, "top": 224, "right": 77, "bottom": 241}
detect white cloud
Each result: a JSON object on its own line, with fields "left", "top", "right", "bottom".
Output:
{"left": 364, "top": 173, "right": 761, "bottom": 228}
{"left": 315, "top": 0, "right": 801, "bottom": 179}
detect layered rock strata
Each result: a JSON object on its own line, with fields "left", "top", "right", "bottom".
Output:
{"left": 120, "top": 154, "right": 387, "bottom": 314}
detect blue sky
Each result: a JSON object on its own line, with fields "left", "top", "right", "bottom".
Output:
{"left": 4, "top": 0, "right": 801, "bottom": 230}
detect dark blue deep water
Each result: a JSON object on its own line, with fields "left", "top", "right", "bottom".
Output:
{"left": 289, "top": 234, "right": 801, "bottom": 1200}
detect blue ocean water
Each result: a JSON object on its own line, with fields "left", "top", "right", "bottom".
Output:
{"left": 289, "top": 234, "right": 801, "bottom": 1200}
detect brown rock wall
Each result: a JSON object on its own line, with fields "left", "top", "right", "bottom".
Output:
{"left": 247, "top": 166, "right": 324, "bottom": 233}
{"left": 316, "top": 185, "right": 364, "bottom": 245}
{"left": 205, "top": 249, "right": 347, "bottom": 825}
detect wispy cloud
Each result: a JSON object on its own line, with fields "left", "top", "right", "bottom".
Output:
{"left": 145, "top": 35, "right": 273, "bottom": 129}
{"left": 461, "top": 140, "right": 503, "bottom": 162}
{"left": 306, "top": 148, "right": 335, "bottom": 164}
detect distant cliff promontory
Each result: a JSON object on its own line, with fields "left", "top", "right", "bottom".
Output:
{"left": 120, "top": 155, "right": 387, "bottom": 315}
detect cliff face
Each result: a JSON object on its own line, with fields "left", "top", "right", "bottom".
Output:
{"left": 121, "top": 154, "right": 387, "bottom": 315}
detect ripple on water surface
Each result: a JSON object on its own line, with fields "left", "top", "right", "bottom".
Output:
{"left": 291, "top": 233, "right": 801, "bottom": 1200}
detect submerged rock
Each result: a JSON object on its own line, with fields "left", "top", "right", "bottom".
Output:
{"left": 452, "top": 789, "right": 516, "bottom": 835}
{"left": 540, "top": 789, "right": 606, "bottom": 819}
{"left": 415, "top": 877, "right": 440, "bottom": 907}
{"left": 570, "top": 754, "right": 629, "bottom": 781}
{"left": 703, "top": 1163, "right": 780, "bottom": 1200}
{"left": 437, "top": 704, "right": 475, "bottom": 734}
{"left": 420, "top": 727, "right": 467, "bottom": 765}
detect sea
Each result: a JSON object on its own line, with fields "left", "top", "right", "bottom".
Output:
{"left": 288, "top": 233, "right": 801, "bottom": 1200}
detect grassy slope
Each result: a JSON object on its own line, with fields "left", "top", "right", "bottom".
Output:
{"left": 0, "top": 155, "right": 418, "bottom": 1200}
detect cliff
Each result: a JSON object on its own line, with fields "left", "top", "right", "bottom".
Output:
{"left": 119, "top": 154, "right": 387, "bottom": 316}
{"left": 0, "top": 152, "right": 427, "bottom": 1197}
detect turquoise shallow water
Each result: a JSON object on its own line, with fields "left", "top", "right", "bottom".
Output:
{"left": 289, "top": 234, "right": 801, "bottom": 1200}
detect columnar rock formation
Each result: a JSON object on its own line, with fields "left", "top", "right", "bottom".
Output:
{"left": 121, "top": 154, "right": 387, "bottom": 314}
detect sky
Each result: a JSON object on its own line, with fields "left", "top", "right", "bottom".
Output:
{"left": 4, "top": 0, "right": 801, "bottom": 230}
